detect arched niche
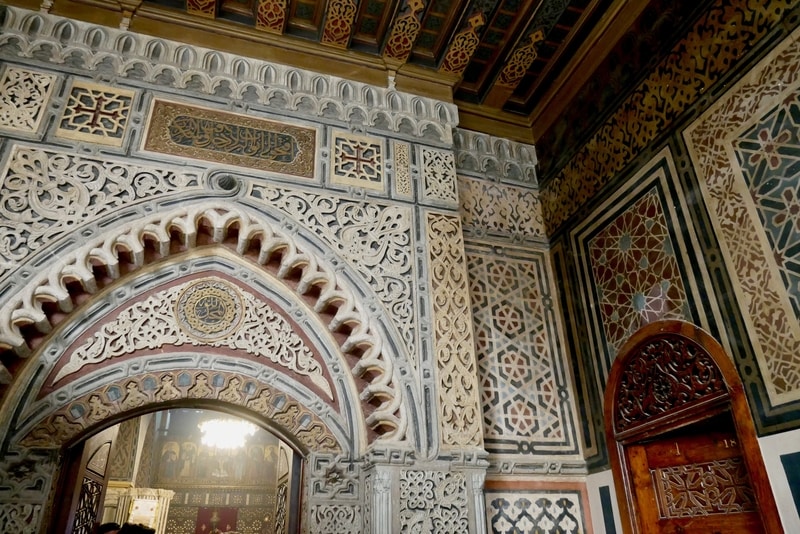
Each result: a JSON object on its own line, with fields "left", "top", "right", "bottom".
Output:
{"left": 604, "top": 320, "right": 782, "bottom": 533}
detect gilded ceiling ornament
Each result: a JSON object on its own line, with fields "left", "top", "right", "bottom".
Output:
{"left": 321, "top": 0, "right": 358, "bottom": 47}
{"left": 496, "top": 29, "right": 545, "bottom": 89}
{"left": 439, "top": 13, "right": 486, "bottom": 76}
{"left": 187, "top": 0, "right": 216, "bottom": 18}
{"left": 383, "top": 0, "right": 426, "bottom": 62}
{"left": 256, "top": 0, "right": 287, "bottom": 33}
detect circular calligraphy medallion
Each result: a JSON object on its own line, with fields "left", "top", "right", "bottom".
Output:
{"left": 176, "top": 278, "right": 244, "bottom": 341}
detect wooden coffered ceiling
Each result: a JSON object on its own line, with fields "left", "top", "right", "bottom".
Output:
{"left": 15, "top": 0, "right": 711, "bottom": 178}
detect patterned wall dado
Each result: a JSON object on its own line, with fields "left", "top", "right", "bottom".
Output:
{"left": 18, "top": 369, "right": 341, "bottom": 453}
{"left": 485, "top": 489, "right": 586, "bottom": 534}
{"left": 570, "top": 151, "right": 712, "bottom": 387}
{"left": 48, "top": 276, "right": 334, "bottom": 401}
{"left": 467, "top": 243, "right": 577, "bottom": 458}
{"left": 0, "top": 143, "right": 202, "bottom": 281}
{"left": 143, "top": 99, "right": 317, "bottom": 178}
{"left": 330, "top": 130, "right": 384, "bottom": 191}
{"left": 0, "top": 8, "right": 459, "bottom": 145}
{"left": 459, "top": 177, "right": 544, "bottom": 244}
{"left": 426, "top": 212, "right": 483, "bottom": 448}
{"left": 56, "top": 80, "right": 134, "bottom": 147}
{"left": 0, "top": 65, "right": 57, "bottom": 135}
{"left": 684, "top": 26, "right": 800, "bottom": 406}
{"left": 542, "top": 0, "right": 791, "bottom": 234}
{"left": 248, "top": 183, "right": 418, "bottom": 368}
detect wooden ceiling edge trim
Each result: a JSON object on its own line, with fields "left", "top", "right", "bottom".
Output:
{"left": 130, "top": 6, "right": 394, "bottom": 88}
{"left": 394, "top": 63, "right": 459, "bottom": 103}
{"left": 457, "top": 106, "right": 535, "bottom": 145}
{"left": 528, "top": 0, "right": 653, "bottom": 140}
{"left": 3, "top": 0, "right": 42, "bottom": 11}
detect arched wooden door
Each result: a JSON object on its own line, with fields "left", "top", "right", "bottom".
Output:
{"left": 604, "top": 320, "right": 783, "bottom": 533}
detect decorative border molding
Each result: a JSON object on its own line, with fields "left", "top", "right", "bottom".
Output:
{"left": 0, "top": 7, "right": 459, "bottom": 145}
{"left": 453, "top": 129, "right": 538, "bottom": 187}
{"left": 18, "top": 369, "right": 342, "bottom": 453}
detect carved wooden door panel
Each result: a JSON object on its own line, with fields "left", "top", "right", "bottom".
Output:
{"left": 605, "top": 321, "right": 783, "bottom": 534}
{"left": 627, "top": 415, "right": 763, "bottom": 533}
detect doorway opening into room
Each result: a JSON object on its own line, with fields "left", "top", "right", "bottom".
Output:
{"left": 51, "top": 407, "right": 302, "bottom": 534}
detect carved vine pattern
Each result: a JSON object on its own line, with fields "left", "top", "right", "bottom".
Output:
{"left": 615, "top": 335, "right": 726, "bottom": 434}
{"left": 21, "top": 370, "right": 341, "bottom": 452}
{"left": 54, "top": 278, "right": 333, "bottom": 399}
{"left": 0, "top": 145, "right": 201, "bottom": 278}
{"left": 250, "top": 184, "right": 417, "bottom": 367}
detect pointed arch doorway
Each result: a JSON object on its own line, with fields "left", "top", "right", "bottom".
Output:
{"left": 604, "top": 320, "right": 783, "bottom": 533}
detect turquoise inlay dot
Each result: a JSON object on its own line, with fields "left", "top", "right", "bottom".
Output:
{"left": 619, "top": 234, "right": 632, "bottom": 251}
{"left": 633, "top": 293, "right": 646, "bottom": 311}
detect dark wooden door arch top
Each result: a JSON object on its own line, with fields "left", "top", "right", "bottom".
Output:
{"left": 604, "top": 320, "right": 783, "bottom": 534}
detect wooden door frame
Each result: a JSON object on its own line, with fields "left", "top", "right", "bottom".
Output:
{"left": 603, "top": 320, "right": 783, "bottom": 533}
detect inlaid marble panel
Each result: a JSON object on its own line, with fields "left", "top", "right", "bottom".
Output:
{"left": 467, "top": 244, "right": 577, "bottom": 456}
{"left": 684, "top": 26, "right": 800, "bottom": 404}
{"left": 570, "top": 152, "right": 706, "bottom": 386}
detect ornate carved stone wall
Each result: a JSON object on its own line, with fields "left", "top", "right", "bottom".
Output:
{"left": 0, "top": 8, "right": 486, "bottom": 533}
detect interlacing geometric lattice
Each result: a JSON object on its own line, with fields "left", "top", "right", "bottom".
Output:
{"left": 399, "top": 470, "right": 468, "bottom": 533}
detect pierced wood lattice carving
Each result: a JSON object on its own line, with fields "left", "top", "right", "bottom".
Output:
{"left": 653, "top": 457, "right": 756, "bottom": 518}
{"left": 615, "top": 334, "right": 727, "bottom": 435}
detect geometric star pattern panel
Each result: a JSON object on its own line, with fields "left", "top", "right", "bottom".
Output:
{"left": 570, "top": 152, "right": 710, "bottom": 393}
{"left": 485, "top": 490, "right": 585, "bottom": 534}
{"left": 733, "top": 91, "right": 800, "bottom": 321}
{"left": 588, "top": 188, "right": 689, "bottom": 361}
{"left": 467, "top": 244, "right": 577, "bottom": 455}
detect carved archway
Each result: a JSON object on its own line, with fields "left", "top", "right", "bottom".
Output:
{"left": 604, "top": 320, "right": 782, "bottom": 533}
{"left": 0, "top": 204, "right": 415, "bottom": 448}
